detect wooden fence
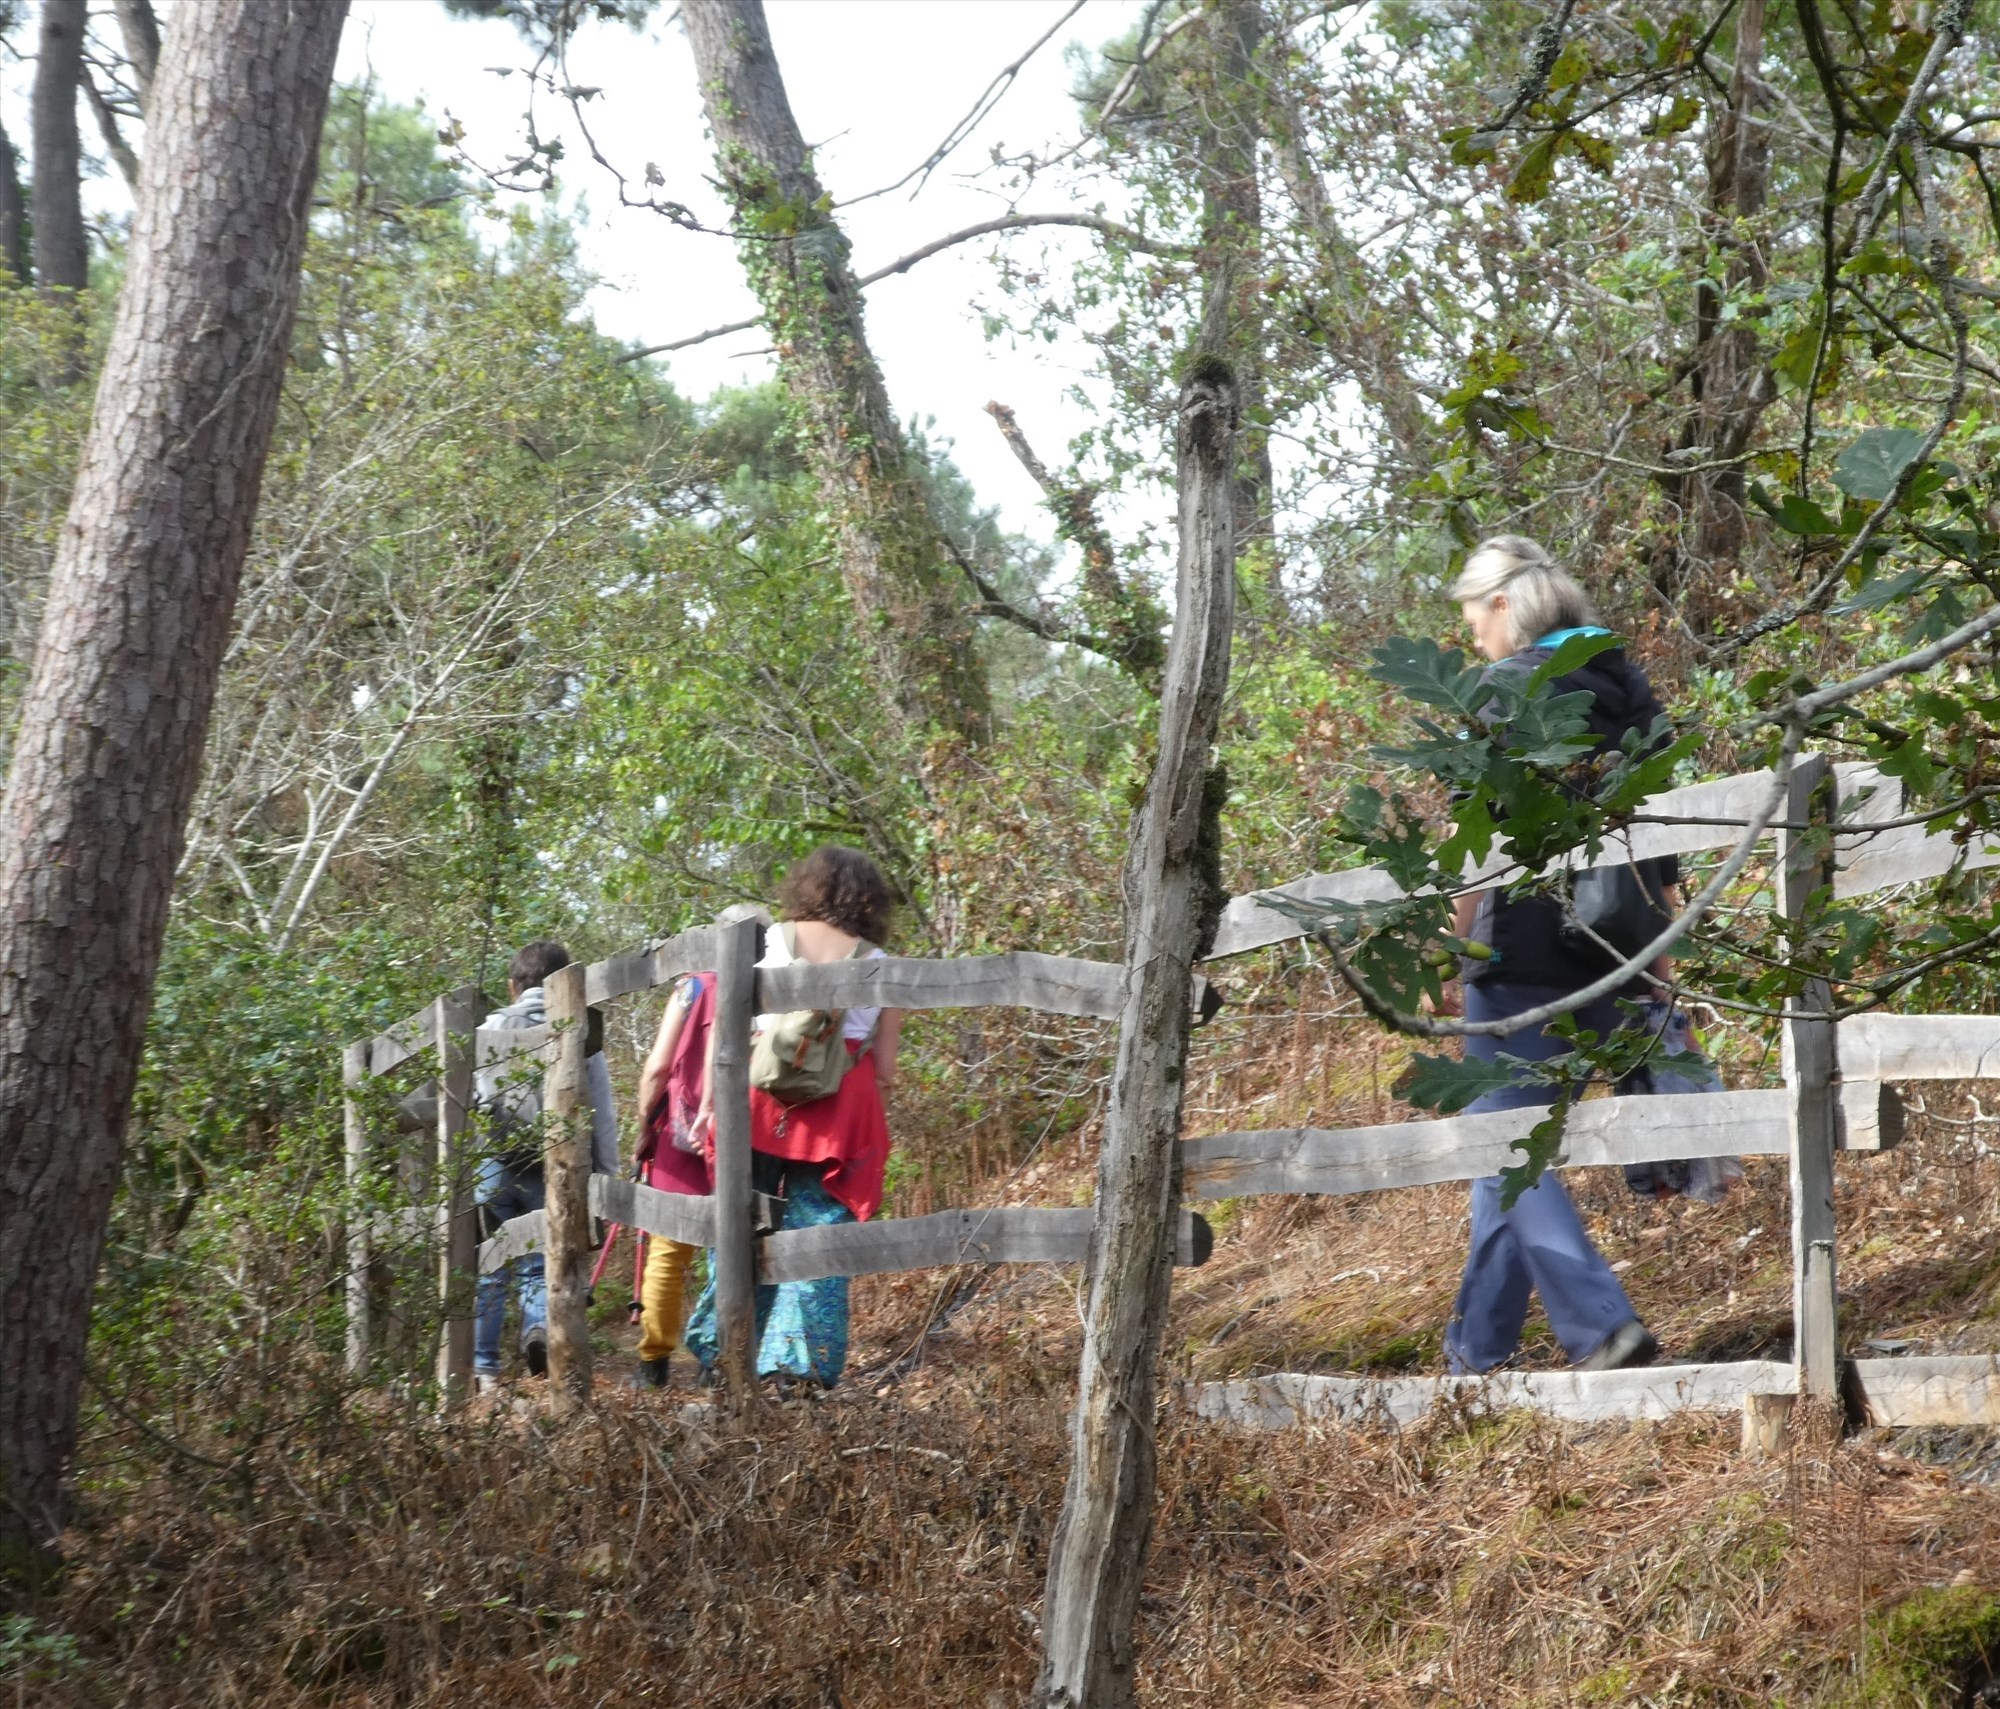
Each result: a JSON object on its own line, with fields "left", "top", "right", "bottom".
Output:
{"left": 341, "top": 753, "right": 2000, "bottom": 1431}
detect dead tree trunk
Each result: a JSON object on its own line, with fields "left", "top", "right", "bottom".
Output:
{"left": 1034, "top": 358, "right": 1239, "bottom": 1709}
{"left": 31, "top": 0, "right": 89, "bottom": 296}
{"left": 0, "top": 0, "right": 348, "bottom": 1580}
{"left": 1202, "top": 0, "right": 1274, "bottom": 557}
{"left": 681, "top": 0, "right": 990, "bottom": 743}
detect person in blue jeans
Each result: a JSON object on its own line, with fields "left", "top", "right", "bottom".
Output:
{"left": 473, "top": 939, "right": 620, "bottom": 1390}
{"left": 1442, "top": 536, "right": 1672, "bottom": 1375}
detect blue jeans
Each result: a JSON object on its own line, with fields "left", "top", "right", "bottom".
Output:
{"left": 475, "top": 1157, "right": 546, "bottom": 1376}
{"left": 1445, "top": 982, "right": 1642, "bottom": 1374}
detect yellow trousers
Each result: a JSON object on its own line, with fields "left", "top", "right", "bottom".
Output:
{"left": 637, "top": 1236, "right": 699, "bottom": 1363}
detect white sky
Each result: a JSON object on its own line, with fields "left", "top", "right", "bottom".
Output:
{"left": 333, "top": 0, "right": 1154, "bottom": 542}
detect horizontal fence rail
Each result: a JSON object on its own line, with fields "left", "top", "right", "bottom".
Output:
{"left": 478, "top": 1181, "right": 1211, "bottom": 1284}
{"left": 1189, "top": 1354, "right": 2000, "bottom": 1432}
{"left": 1181, "top": 1083, "right": 1900, "bottom": 1202}
{"left": 1205, "top": 761, "right": 1918, "bottom": 962}
{"left": 345, "top": 756, "right": 2000, "bottom": 1071}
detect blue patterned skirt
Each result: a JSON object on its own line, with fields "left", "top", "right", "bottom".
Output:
{"left": 683, "top": 1164, "right": 854, "bottom": 1387}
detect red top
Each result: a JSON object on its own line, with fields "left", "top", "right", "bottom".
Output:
{"left": 752, "top": 1044, "right": 890, "bottom": 1222}
{"left": 641, "top": 974, "right": 715, "bottom": 1200}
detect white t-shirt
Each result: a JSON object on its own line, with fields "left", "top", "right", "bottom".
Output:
{"left": 754, "top": 926, "right": 886, "bottom": 1040}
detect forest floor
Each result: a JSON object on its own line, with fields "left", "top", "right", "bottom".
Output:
{"left": 24, "top": 988, "right": 2000, "bottom": 1706}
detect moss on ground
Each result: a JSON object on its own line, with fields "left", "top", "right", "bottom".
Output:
{"left": 1836, "top": 1586, "right": 2000, "bottom": 1708}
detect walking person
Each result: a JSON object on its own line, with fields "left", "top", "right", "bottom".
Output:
{"left": 627, "top": 905, "right": 771, "bottom": 1388}
{"left": 473, "top": 938, "right": 620, "bottom": 1391}
{"left": 683, "top": 847, "right": 902, "bottom": 1390}
{"left": 1442, "top": 536, "right": 1671, "bottom": 1375}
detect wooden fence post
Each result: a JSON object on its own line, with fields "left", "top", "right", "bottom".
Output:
{"left": 1035, "top": 356, "right": 1239, "bottom": 1709}
{"left": 434, "top": 991, "right": 478, "bottom": 1401}
{"left": 710, "top": 913, "right": 760, "bottom": 1410}
{"left": 342, "top": 1040, "right": 370, "bottom": 1376}
{"left": 542, "top": 961, "right": 593, "bottom": 1406}
{"left": 1781, "top": 754, "right": 1840, "bottom": 1399}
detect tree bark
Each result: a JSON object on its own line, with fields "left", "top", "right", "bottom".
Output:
{"left": 1679, "top": 0, "right": 1773, "bottom": 588}
{"left": 1034, "top": 358, "right": 1238, "bottom": 1709}
{"left": 31, "top": 0, "right": 89, "bottom": 296}
{"left": 0, "top": 0, "right": 348, "bottom": 1580}
{"left": 1201, "top": 0, "right": 1274, "bottom": 556}
{"left": 116, "top": 0, "right": 164, "bottom": 104}
{"left": 0, "top": 117, "right": 25, "bottom": 284}
{"left": 681, "top": 0, "right": 990, "bottom": 743}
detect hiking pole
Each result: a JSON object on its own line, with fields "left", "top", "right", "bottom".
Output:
{"left": 629, "top": 1229, "right": 647, "bottom": 1326}
{"left": 585, "top": 1222, "right": 621, "bottom": 1307}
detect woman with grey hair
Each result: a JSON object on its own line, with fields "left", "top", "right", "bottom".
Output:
{"left": 1439, "top": 536, "right": 1671, "bottom": 1374}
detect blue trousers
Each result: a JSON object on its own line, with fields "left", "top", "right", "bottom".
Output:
{"left": 474, "top": 1158, "right": 546, "bottom": 1376}
{"left": 1445, "top": 983, "right": 1642, "bottom": 1374}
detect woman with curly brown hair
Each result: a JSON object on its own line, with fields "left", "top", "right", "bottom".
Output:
{"left": 683, "top": 846, "right": 902, "bottom": 1389}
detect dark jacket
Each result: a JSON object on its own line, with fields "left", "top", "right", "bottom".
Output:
{"left": 1468, "top": 639, "right": 1678, "bottom": 993}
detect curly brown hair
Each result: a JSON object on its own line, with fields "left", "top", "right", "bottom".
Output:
{"left": 778, "top": 845, "right": 893, "bottom": 944}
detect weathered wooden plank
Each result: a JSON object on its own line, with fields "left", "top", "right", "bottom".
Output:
{"left": 1841, "top": 1014, "right": 2000, "bottom": 1082}
{"left": 590, "top": 1175, "right": 715, "bottom": 1248}
{"left": 1204, "top": 761, "right": 1900, "bottom": 962}
{"left": 651, "top": 925, "right": 719, "bottom": 991}
{"left": 585, "top": 946, "right": 658, "bottom": 1006}
{"left": 342, "top": 1042, "right": 371, "bottom": 1375}
{"left": 435, "top": 992, "right": 479, "bottom": 1400}
{"left": 758, "top": 1207, "right": 1211, "bottom": 1284}
{"left": 757, "top": 951, "right": 1125, "bottom": 1020}
{"left": 1180, "top": 1082, "right": 1898, "bottom": 1200}
{"left": 1783, "top": 756, "right": 1841, "bottom": 1401}
{"left": 356, "top": 981, "right": 485, "bottom": 1078}
{"left": 1852, "top": 1355, "right": 2000, "bottom": 1426}
{"left": 1833, "top": 817, "right": 2000, "bottom": 900}
{"left": 361, "top": 1004, "right": 439, "bottom": 1078}
{"left": 710, "top": 916, "right": 760, "bottom": 1406}
{"left": 479, "top": 1208, "right": 545, "bottom": 1274}
{"left": 1187, "top": 1361, "right": 1798, "bottom": 1431}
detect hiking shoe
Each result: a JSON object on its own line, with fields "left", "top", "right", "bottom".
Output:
{"left": 1577, "top": 1320, "right": 1659, "bottom": 1371}
{"left": 522, "top": 1326, "right": 549, "bottom": 1378}
{"left": 475, "top": 1372, "right": 502, "bottom": 1396}
{"left": 629, "top": 1358, "right": 670, "bottom": 1391}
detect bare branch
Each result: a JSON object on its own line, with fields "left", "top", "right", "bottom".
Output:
{"left": 1097, "top": 5, "right": 1203, "bottom": 130}
{"left": 837, "top": 0, "right": 1087, "bottom": 207}
{"left": 81, "top": 66, "right": 138, "bottom": 191}
{"left": 618, "top": 215, "right": 1189, "bottom": 362}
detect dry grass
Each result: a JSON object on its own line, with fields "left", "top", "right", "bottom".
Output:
{"left": 19, "top": 972, "right": 2000, "bottom": 1705}
{"left": 23, "top": 1368, "right": 2000, "bottom": 1707}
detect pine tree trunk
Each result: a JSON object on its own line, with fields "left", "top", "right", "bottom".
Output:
{"left": 681, "top": 0, "right": 990, "bottom": 743}
{"left": 1033, "top": 358, "right": 1238, "bottom": 1709}
{"left": 31, "top": 0, "right": 89, "bottom": 296}
{"left": 1680, "top": 0, "right": 1772, "bottom": 589}
{"left": 0, "top": 0, "right": 348, "bottom": 1581}
{"left": 0, "top": 117, "right": 25, "bottom": 284}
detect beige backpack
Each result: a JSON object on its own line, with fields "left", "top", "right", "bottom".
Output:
{"left": 748, "top": 925, "right": 876, "bottom": 1106}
